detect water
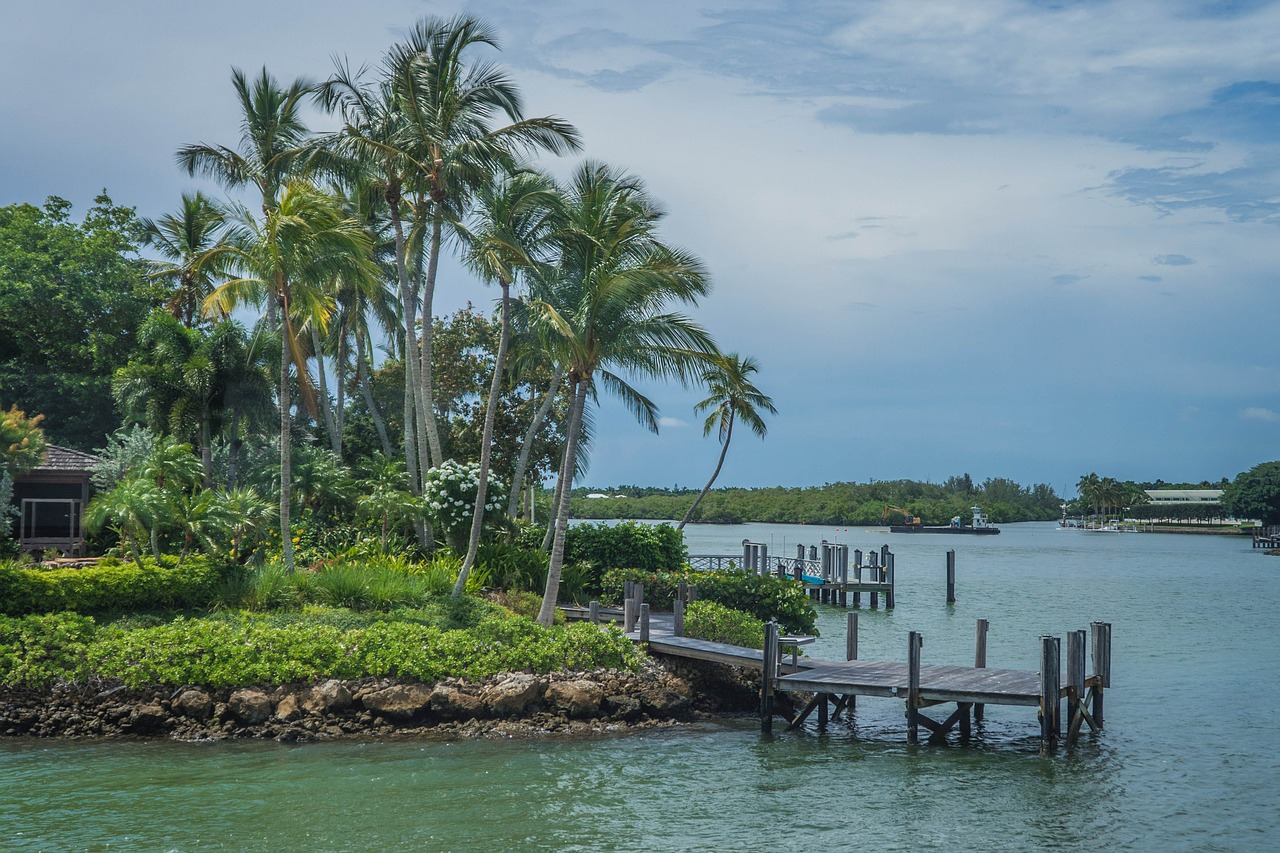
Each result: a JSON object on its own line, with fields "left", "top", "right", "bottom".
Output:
{"left": 2, "top": 522, "right": 1278, "bottom": 850}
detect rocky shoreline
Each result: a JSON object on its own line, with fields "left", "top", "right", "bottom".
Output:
{"left": 0, "top": 658, "right": 761, "bottom": 742}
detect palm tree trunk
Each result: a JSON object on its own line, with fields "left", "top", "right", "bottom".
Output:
{"left": 417, "top": 216, "right": 445, "bottom": 472}
{"left": 508, "top": 363, "right": 566, "bottom": 519}
{"left": 387, "top": 191, "right": 421, "bottom": 491}
{"left": 199, "top": 405, "right": 213, "bottom": 489}
{"left": 228, "top": 411, "right": 240, "bottom": 490}
{"left": 454, "top": 280, "right": 511, "bottom": 596}
{"left": 335, "top": 331, "right": 347, "bottom": 447}
{"left": 541, "top": 436, "right": 572, "bottom": 553}
{"left": 355, "top": 331, "right": 393, "bottom": 457}
{"left": 678, "top": 413, "right": 734, "bottom": 530}
{"left": 539, "top": 375, "right": 588, "bottom": 626}
{"left": 311, "top": 326, "right": 341, "bottom": 457}
{"left": 278, "top": 292, "right": 295, "bottom": 574}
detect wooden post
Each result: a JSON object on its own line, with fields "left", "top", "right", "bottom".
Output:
{"left": 624, "top": 598, "right": 637, "bottom": 633}
{"left": 673, "top": 598, "right": 684, "bottom": 637}
{"left": 1091, "top": 621, "right": 1111, "bottom": 727}
{"left": 742, "top": 539, "right": 752, "bottom": 573}
{"left": 907, "top": 631, "right": 922, "bottom": 743}
{"left": 761, "top": 620, "right": 779, "bottom": 732}
{"left": 688, "top": 584, "right": 699, "bottom": 602}
{"left": 852, "top": 549, "right": 862, "bottom": 607}
{"left": 623, "top": 580, "right": 634, "bottom": 605}
{"left": 846, "top": 612, "right": 858, "bottom": 661}
{"left": 946, "top": 549, "right": 956, "bottom": 604}
{"left": 677, "top": 579, "right": 688, "bottom": 606}
{"left": 589, "top": 600, "right": 600, "bottom": 625}
{"left": 1039, "top": 635, "right": 1060, "bottom": 753}
{"left": 634, "top": 582, "right": 644, "bottom": 609}
{"left": 759, "top": 544, "right": 768, "bottom": 579}
{"left": 1067, "top": 629, "right": 1086, "bottom": 739}
{"left": 639, "top": 603, "right": 650, "bottom": 643}
{"left": 869, "top": 549, "right": 879, "bottom": 609}
{"left": 885, "top": 553, "right": 895, "bottom": 609}
{"left": 974, "top": 618, "right": 989, "bottom": 722}
{"left": 817, "top": 694, "right": 829, "bottom": 728}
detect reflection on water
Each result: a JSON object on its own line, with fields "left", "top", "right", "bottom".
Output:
{"left": 2, "top": 522, "right": 1278, "bottom": 849}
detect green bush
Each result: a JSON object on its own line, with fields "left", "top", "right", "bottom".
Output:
{"left": 564, "top": 521, "right": 687, "bottom": 591}
{"left": 476, "top": 542, "right": 549, "bottom": 592}
{"left": 600, "top": 568, "right": 816, "bottom": 635}
{"left": 0, "top": 608, "right": 641, "bottom": 688}
{"left": 0, "top": 555, "right": 226, "bottom": 616}
{"left": 683, "top": 600, "right": 765, "bottom": 649}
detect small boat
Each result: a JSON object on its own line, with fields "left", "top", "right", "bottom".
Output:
{"left": 890, "top": 506, "right": 1000, "bottom": 535}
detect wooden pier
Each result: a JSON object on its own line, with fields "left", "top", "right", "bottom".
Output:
{"left": 564, "top": 587, "right": 1112, "bottom": 752}
{"left": 1253, "top": 526, "right": 1280, "bottom": 549}
{"left": 691, "top": 541, "right": 898, "bottom": 608}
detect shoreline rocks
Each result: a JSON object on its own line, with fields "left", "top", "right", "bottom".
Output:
{"left": 0, "top": 658, "right": 759, "bottom": 743}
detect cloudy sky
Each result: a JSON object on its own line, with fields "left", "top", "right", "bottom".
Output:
{"left": 4, "top": 0, "right": 1278, "bottom": 493}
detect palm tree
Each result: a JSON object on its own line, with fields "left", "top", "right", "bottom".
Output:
{"left": 528, "top": 162, "right": 717, "bottom": 625}
{"left": 178, "top": 67, "right": 311, "bottom": 215}
{"left": 678, "top": 354, "right": 776, "bottom": 530}
{"left": 85, "top": 476, "right": 164, "bottom": 563}
{"left": 139, "top": 192, "right": 229, "bottom": 328}
{"left": 204, "top": 180, "right": 380, "bottom": 572}
{"left": 386, "top": 15, "right": 581, "bottom": 479}
{"left": 452, "top": 168, "right": 558, "bottom": 595}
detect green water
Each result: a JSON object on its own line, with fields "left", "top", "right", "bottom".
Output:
{"left": 2, "top": 523, "right": 1278, "bottom": 851}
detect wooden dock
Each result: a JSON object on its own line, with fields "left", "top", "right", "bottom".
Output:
{"left": 564, "top": 588, "right": 1112, "bottom": 752}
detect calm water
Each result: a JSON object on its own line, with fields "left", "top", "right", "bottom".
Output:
{"left": 3, "top": 522, "right": 1278, "bottom": 850}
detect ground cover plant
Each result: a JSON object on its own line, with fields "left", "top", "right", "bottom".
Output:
{"left": 682, "top": 600, "right": 765, "bottom": 649}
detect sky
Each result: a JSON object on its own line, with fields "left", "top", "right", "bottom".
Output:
{"left": 3, "top": 0, "right": 1279, "bottom": 494}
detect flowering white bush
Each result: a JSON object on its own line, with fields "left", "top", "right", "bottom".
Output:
{"left": 421, "top": 459, "right": 506, "bottom": 541}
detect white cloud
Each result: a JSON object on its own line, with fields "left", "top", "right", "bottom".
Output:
{"left": 1240, "top": 407, "right": 1280, "bottom": 422}
{"left": 658, "top": 417, "right": 688, "bottom": 428}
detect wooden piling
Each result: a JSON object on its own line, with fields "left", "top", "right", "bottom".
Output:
{"left": 677, "top": 579, "right": 688, "bottom": 606}
{"left": 589, "top": 600, "right": 600, "bottom": 624}
{"left": 1039, "top": 635, "right": 1061, "bottom": 752}
{"left": 1091, "top": 621, "right": 1111, "bottom": 727}
{"left": 688, "top": 584, "right": 699, "bottom": 602}
{"left": 907, "top": 631, "right": 922, "bottom": 743}
{"left": 623, "top": 598, "right": 637, "bottom": 633}
{"left": 852, "top": 550, "right": 862, "bottom": 606}
{"left": 946, "top": 549, "right": 956, "bottom": 603}
{"left": 846, "top": 612, "right": 858, "bottom": 711}
{"left": 974, "top": 618, "right": 989, "bottom": 722}
{"left": 639, "top": 603, "right": 650, "bottom": 643}
{"left": 761, "top": 621, "right": 779, "bottom": 732}
{"left": 1066, "top": 629, "right": 1086, "bottom": 736}
{"left": 886, "top": 553, "right": 896, "bottom": 609}
{"left": 673, "top": 598, "right": 684, "bottom": 637}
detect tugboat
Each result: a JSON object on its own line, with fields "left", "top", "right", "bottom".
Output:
{"left": 888, "top": 505, "right": 1001, "bottom": 535}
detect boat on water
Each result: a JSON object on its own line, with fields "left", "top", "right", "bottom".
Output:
{"left": 889, "top": 506, "right": 1001, "bottom": 535}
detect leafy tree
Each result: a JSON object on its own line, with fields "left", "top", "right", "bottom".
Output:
{"left": 1, "top": 406, "right": 46, "bottom": 478}
{"left": 1221, "top": 461, "right": 1280, "bottom": 525}
{"left": 0, "top": 194, "right": 161, "bottom": 448}
{"left": 678, "top": 353, "right": 775, "bottom": 530}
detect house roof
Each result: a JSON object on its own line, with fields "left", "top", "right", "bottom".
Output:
{"left": 32, "top": 444, "right": 98, "bottom": 474}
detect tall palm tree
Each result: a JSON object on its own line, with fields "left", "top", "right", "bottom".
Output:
{"left": 528, "top": 162, "right": 717, "bottom": 625}
{"left": 139, "top": 192, "right": 229, "bottom": 328}
{"left": 677, "top": 354, "right": 776, "bottom": 530}
{"left": 178, "top": 67, "right": 312, "bottom": 215}
{"left": 204, "top": 180, "right": 380, "bottom": 572}
{"left": 386, "top": 15, "right": 581, "bottom": 479}
{"left": 452, "top": 168, "right": 558, "bottom": 595}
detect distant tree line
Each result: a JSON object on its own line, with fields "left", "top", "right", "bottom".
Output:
{"left": 571, "top": 475, "right": 1063, "bottom": 526}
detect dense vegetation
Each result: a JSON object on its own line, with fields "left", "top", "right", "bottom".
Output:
{"left": 573, "top": 475, "right": 1063, "bottom": 526}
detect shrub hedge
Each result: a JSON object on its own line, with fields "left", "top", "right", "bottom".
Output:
{"left": 0, "top": 609, "right": 641, "bottom": 689}
{"left": 0, "top": 556, "right": 225, "bottom": 616}
{"left": 564, "top": 521, "right": 687, "bottom": 590}
{"left": 600, "top": 568, "right": 816, "bottom": 635}
{"left": 683, "top": 600, "right": 765, "bottom": 649}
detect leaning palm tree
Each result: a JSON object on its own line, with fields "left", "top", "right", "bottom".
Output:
{"left": 528, "top": 162, "right": 717, "bottom": 625}
{"left": 386, "top": 15, "right": 581, "bottom": 477}
{"left": 203, "top": 180, "right": 380, "bottom": 572}
{"left": 677, "top": 354, "right": 776, "bottom": 530}
{"left": 139, "top": 192, "right": 229, "bottom": 328}
{"left": 451, "top": 168, "right": 559, "bottom": 595}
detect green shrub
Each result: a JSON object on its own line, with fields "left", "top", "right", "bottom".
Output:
{"left": 0, "top": 555, "right": 226, "bottom": 616}
{"left": 600, "top": 568, "right": 816, "bottom": 635}
{"left": 565, "top": 521, "right": 687, "bottom": 591}
{"left": 0, "top": 607, "right": 640, "bottom": 688}
{"left": 683, "top": 600, "right": 765, "bottom": 649}
{"left": 476, "top": 542, "right": 549, "bottom": 592}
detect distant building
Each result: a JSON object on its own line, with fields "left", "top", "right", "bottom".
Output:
{"left": 585, "top": 493, "right": 611, "bottom": 499}
{"left": 10, "top": 445, "right": 96, "bottom": 556}
{"left": 1143, "top": 489, "right": 1223, "bottom": 505}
